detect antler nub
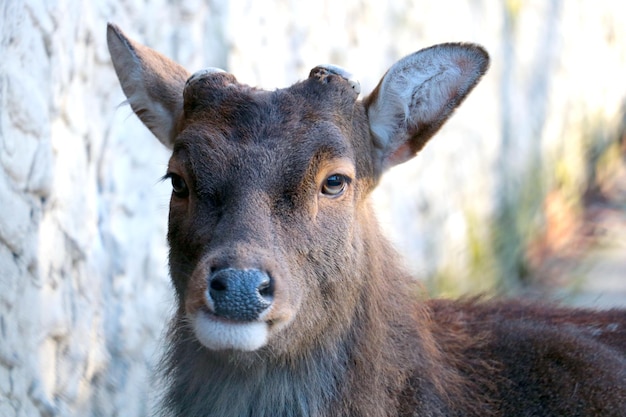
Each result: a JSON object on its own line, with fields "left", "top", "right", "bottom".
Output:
{"left": 186, "top": 68, "right": 228, "bottom": 86}
{"left": 309, "top": 64, "right": 361, "bottom": 95}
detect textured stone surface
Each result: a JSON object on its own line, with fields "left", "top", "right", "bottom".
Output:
{"left": 1, "top": 1, "right": 625, "bottom": 416}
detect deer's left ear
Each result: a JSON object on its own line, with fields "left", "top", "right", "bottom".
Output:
{"left": 364, "top": 43, "right": 489, "bottom": 172}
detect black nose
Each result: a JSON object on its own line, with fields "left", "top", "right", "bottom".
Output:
{"left": 207, "top": 268, "right": 274, "bottom": 321}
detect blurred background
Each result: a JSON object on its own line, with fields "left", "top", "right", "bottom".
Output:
{"left": 1, "top": 0, "right": 625, "bottom": 415}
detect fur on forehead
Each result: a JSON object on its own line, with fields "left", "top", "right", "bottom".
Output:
{"left": 179, "top": 73, "right": 363, "bottom": 135}
{"left": 183, "top": 71, "right": 256, "bottom": 117}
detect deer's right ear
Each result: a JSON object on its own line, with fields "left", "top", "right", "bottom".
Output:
{"left": 107, "top": 23, "right": 190, "bottom": 149}
{"left": 364, "top": 43, "right": 489, "bottom": 173}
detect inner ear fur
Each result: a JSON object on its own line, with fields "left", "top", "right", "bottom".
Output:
{"left": 365, "top": 43, "right": 489, "bottom": 172}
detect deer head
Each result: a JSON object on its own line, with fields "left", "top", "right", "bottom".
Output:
{"left": 107, "top": 23, "right": 489, "bottom": 354}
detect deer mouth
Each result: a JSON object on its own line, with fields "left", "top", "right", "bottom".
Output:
{"left": 190, "top": 307, "right": 271, "bottom": 351}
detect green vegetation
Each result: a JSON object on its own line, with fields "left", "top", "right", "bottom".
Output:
{"left": 428, "top": 111, "right": 624, "bottom": 298}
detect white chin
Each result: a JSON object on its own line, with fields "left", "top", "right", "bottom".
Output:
{"left": 191, "top": 311, "right": 269, "bottom": 351}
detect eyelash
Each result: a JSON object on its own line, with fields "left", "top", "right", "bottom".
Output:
{"left": 163, "top": 173, "right": 189, "bottom": 198}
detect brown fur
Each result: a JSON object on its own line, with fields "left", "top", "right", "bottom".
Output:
{"left": 107, "top": 24, "right": 626, "bottom": 417}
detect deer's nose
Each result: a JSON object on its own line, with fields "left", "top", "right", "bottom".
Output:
{"left": 207, "top": 268, "right": 274, "bottom": 322}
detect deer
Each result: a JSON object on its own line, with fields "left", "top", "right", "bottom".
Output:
{"left": 106, "top": 23, "right": 626, "bottom": 417}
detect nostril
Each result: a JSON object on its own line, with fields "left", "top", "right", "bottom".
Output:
{"left": 258, "top": 278, "right": 273, "bottom": 299}
{"left": 209, "top": 276, "right": 227, "bottom": 292}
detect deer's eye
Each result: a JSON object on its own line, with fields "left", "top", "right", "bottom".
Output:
{"left": 166, "top": 173, "right": 189, "bottom": 198}
{"left": 321, "top": 174, "right": 350, "bottom": 197}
